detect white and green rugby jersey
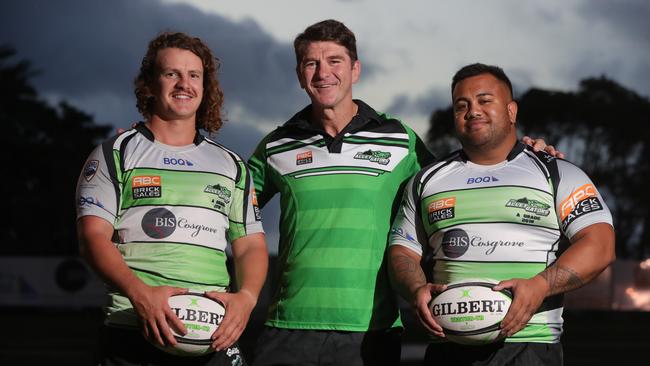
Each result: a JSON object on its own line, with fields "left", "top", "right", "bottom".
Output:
{"left": 390, "top": 142, "right": 613, "bottom": 343}
{"left": 249, "top": 100, "right": 434, "bottom": 331}
{"left": 76, "top": 123, "right": 263, "bottom": 328}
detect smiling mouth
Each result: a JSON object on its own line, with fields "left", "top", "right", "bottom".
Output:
{"left": 172, "top": 94, "right": 193, "bottom": 100}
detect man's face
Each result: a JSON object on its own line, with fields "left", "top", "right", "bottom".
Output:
{"left": 452, "top": 73, "right": 517, "bottom": 150}
{"left": 150, "top": 47, "right": 204, "bottom": 123}
{"left": 297, "top": 41, "right": 360, "bottom": 109}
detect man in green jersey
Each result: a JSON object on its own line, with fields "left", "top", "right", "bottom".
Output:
{"left": 76, "top": 32, "right": 267, "bottom": 365}
{"left": 388, "top": 63, "right": 615, "bottom": 365}
{"left": 248, "top": 19, "right": 433, "bottom": 365}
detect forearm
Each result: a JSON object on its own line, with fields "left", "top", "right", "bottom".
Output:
{"left": 388, "top": 245, "right": 427, "bottom": 304}
{"left": 536, "top": 223, "right": 615, "bottom": 296}
{"left": 232, "top": 233, "right": 268, "bottom": 302}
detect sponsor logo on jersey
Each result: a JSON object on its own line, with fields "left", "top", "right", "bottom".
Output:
{"left": 141, "top": 208, "right": 219, "bottom": 239}
{"left": 353, "top": 149, "right": 391, "bottom": 165}
{"left": 78, "top": 196, "right": 104, "bottom": 209}
{"left": 440, "top": 229, "right": 525, "bottom": 257}
{"left": 441, "top": 229, "right": 469, "bottom": 258}
{"left": 466, "top": 176, "right": 499, "bottom": 184}
{"left": 163, "top": 157, "right": 194, "bottom": 166}
{"left": 132, "top": 175, "right": 162, "bottom": 199}
{"left": 560, "top": 184, "right": 603, "bottom": 230}
{"left": 251, "top": 187, "right": 262, "bottom": 221}
{"left": 428, "top": 197, "right": 456, "bottom": 223}
{"left": 204, "top": 184, "right": 231, "bottom": 204}
{"left": 296, "top": 151, "right": 313, "bottom": 165}
{"left": 505, "top": 197, "right": 551, "bottom": 216}
{"left": 83, "top": 160, "right": 99, "bottom": 182}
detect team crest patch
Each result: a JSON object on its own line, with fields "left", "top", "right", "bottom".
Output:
{"left": 296, "top": 151, "right": 313, "bottom": 165}
{"left": 204, "top": 184, "right": 231, "bottom": 203}
{"left": 505, "top": 197, "right": 551, "bottom": 216}
{"left": 353, "top": 150, "right": 391, "bottom": 165}
{"left": 205, "top": 184, "right": 231, "bottom": 211}
{"left": 132, "top": 175, "right": 162, "bottom": 199}
{"left": 428, "top": 197, "right": 456, "bottom": 223}
{"left": 83, "top": 160, "right": 99, "bottom": 182}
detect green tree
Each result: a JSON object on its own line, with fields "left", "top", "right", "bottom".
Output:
{"left": 0, "top": 46, "right": 110, "bottom": 255}
{"left": 426, "top": 77, "right": 650, "bottom": 259}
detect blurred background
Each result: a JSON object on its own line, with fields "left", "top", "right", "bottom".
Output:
{"left": 1, "top": 1, "right": 649, "bottom": 365}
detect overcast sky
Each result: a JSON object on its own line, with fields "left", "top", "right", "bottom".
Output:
{"left": 3, "top": 0, "right": 649, "bottom": 252}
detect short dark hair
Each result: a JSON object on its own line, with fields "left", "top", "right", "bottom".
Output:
{"left": 451, "top": 63, "right": 513, "bottom": 98}
{"left": 134, "top": 32, "right": 224, "bottom": 133}
{"left": 293, "top": 19, "right": 358, "bottom": 66}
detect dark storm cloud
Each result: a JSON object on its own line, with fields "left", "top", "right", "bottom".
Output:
{"left": 571, "top": 0, "right": 650, "bottom": 97}
{"left": 0, "top": 0, "right": 305, "bottom": 125}
{"left": 386, "top": 88, "right": 450, "bottom": 121}
{"left": 580, "top": 0, "right": 650, "bottom": 43}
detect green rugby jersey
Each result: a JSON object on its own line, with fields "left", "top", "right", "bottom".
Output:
{"left": 76, "top": 123, "right": 263, "bottom": 328}
{"left": 390, "top": 142, "right": 613, "bottom": 343}
{"left": 249, "top": 100, "right": 433, "bottom": 331}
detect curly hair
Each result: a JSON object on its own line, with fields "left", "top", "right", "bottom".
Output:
{"left": 134, "top": 32, "right": 224, "bottom": 133}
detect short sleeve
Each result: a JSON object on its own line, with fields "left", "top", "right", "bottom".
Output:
{"left": 75, "top": 144, "right": 119, "bottom": 225}
{"left": 555, "top": 160, "right": 614, "bottom": 239}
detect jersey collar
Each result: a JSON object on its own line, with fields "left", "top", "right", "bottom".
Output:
{"left": 135, "top": 122, "right": 205, "bottom": 146}
{"left": 283, "top": 99, "right": 385, "bottom": 134}
{"left": 459, "top": 141, "right": 527, "bottom": 163}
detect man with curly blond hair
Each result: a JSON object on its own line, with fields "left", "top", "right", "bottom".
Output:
{"left": 76, "top": 32, "right": 267, "bottom": 365}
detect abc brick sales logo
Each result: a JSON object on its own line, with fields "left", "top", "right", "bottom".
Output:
{"left": 559, "top": 183, "right": 603, "bottom": 230}
{"left": 251, "top": 187, "right": 262, "bottom": 221}
{"left": 428, "top": 197, "right": 456, "bottom": 224}
{"left": 441, "top": 229, "right": 469, "bottom": 258}
{"left": 141, "top": 208, "right": 176, "bottom": 239}
{"left": 353, "top": 149, "right": 391, "bottom": 165}
{"left": 296, "top": 151, "right": 313, "bottom": 165}
{"left": 132, "top": 175, "right": 161, "bottom": 199}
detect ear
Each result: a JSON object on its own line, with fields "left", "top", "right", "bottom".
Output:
{"left": 351, "top": 60, "right": 361, "bottom": 84}
{"left": 507, "top": 100, "right": 518, "bottom": 125}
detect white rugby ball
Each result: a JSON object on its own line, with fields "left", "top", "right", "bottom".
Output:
{"left": 154, "top": 292, "right": 225, "bottom": 356}
{"left": 429, "top": 279, "right": 512, "bottom": 345}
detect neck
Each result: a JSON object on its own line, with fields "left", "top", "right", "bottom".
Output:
{"left": 311, "top": 99, "right": 358, "bottom": 137}
{"left": 147, "top": 116, "right": 197, "bottom": 146}
{"left": 463, "top": 137, "right": 517, "bottom": 165}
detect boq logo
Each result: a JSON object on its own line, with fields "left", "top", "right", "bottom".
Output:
{"left": 441, "top": 229, "right": 469, "bottom": 258}
{"left": 141, "top": 208, "right": 176, "bottom": 239}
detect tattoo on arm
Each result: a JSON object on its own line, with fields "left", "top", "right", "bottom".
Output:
{"left": 392, "top": 254, "right": 426, "bottom": 288}
{"left": 540, "top": 265, "right": 585, "bottom": 295}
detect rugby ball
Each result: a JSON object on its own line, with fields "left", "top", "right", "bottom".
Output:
{"left": 154, "top": 292, "right": 225, "bottom": 356}
{"left": 429, "top": 279, "right": 512, "bottom": 345}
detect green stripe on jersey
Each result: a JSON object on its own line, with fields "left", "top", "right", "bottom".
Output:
{"left": 422, "top": 186, "right": 558, "bottom": 232}
{"left": 433, "top": 260, "right": 547, "bottom": 283}
{"left": 119, "top": 242, "right": 229, "bottom": 286}
{"left": 122, "top": 168, "right": 234, "bottom": 212}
